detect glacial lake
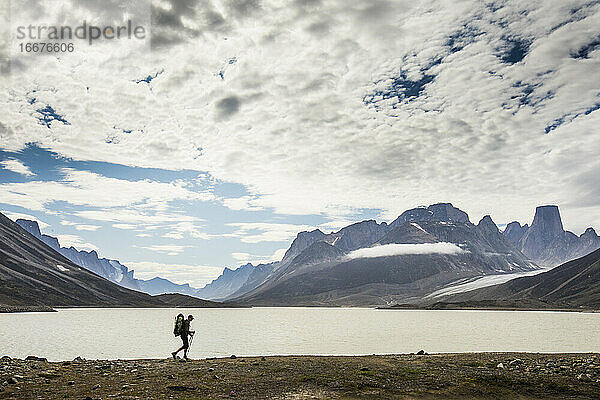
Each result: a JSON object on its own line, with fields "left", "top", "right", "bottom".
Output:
{"left": 1, "top": 307, "right": 599, "bottom": 361}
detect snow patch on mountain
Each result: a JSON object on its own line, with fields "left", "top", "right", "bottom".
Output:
{"left": 425, "top": 267, "right": 554, "bottom": 299}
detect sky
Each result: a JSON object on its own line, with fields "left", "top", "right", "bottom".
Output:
{"left": 0, "top": 0, "right": 599, "bottom": 287}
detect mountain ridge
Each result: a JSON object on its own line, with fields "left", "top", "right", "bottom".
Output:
{"left": 434, "top": 248, "right": 600, "bottom": 309}
{"left": 503, "top": 205, "right": 600, "bottom": 266}
{"left": 15, "top": 218, "right": 203, "bottom": 296}
{"left": 233, "top": 204, "right": 538, "bottom": 306}
{"left": 0, "top": 212, "right": 236, "bottom": 309}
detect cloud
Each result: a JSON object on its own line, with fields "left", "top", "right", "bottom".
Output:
{"left": 221, "top": 195, "right": 264, "bottom": 211}
{"left": 112, "top": 223, "right": 139, "bottom": 230}
{"left": 215, "top": 95, "right": 241, "bottom": 119}
{"left": 0, "top": 169, "right": 214, "bottom": 238}
{"left": 55, "top": 234, "right": 99, "bottom": 252}
{"left": 0, "top": 159, "right": 35, "bottom": 176}
{"left": 60, "top": 220, "right": 101, "bottom": 231}
{"left": 0, "top": 0, "right": 599, "bottom": 236}
{"left": 136, "top": 244, "right": 190, "bottom": 255}
{"left": 2, "top": 211, "right": 49, "bottom": 228}
{"left": 346, "top": 242, "right": 467, "bottom": 259}
{"left": 0, "top": 168, "right": 213, "bottom": 211}
{"left": 74, "top": 224, "right": 101, "bottom": 231}
{"left": 226, "top": 222, "right": 315, "bottom": 243}
{"left": 231, "top": 247, "right": 287, "bottom": 265}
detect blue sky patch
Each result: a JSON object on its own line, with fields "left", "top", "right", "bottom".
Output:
{"left": 36, "top": 105, "right": 70, "bottom": 128}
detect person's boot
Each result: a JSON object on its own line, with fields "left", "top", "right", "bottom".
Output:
{"left": 171, "top": 352, "right": 177, "bottom": 360}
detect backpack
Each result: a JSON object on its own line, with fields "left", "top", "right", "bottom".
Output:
{"left": 174, "top": 313, "right": 185, "bottom": 337}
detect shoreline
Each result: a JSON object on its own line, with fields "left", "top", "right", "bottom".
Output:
{"left": 2, "top": 303, "right": 599, "bottom": 314}
{"left": 0, "top": 305, "right": 56, "bottom": 313}
{"left": 376, "top": 304, "right": 600, "bottom": 313}
{"left": 1, "top": 353, "right": 599, "bottom": 399}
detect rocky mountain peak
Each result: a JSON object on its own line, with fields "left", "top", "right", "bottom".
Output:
{"left": 16, "top": 219, "right": 42, "bottom": 238}
{"left": 581, "top": 227, "right": 598, "bottom": 239}
{"left": 477, "top": 215, "right": 499, "bottom": 233}
{"left": 281, "top": 229, "right": 326, "bottom": 264}
{"left": 428, "top": 203, "right": 471, "bottom": 223}
{"left": 390, "top": 203, "right": 470, "bottom": 228}
{"left": 530, "top": 205, "right": 564, "bottom": 239}
{"left": 503, "top": 221, "right": 529, "bottom": 245}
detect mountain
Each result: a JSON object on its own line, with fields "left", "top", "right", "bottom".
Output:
{"left": 138, "top": 277, "right": 198, "bottom": 296}
{"left": 224, "top": 262, "right": 277, "bottom": 300}
{"left": 16, "top": 219, "right": 141, "bottom": 288}
{"left": 153, "top": 293, "right": 242, "bottom": 308}
{"left": 503, "top": 205, "right": 600, "bottom": 267}
{"left": 232, "top": 205, "right": 537, "bottom": 306}
{"left": 390, "top": 203, "right": 470, "bottom": 227}
{"left": 321, "top": 220, "right": 390, "bottom": 252}
{"left": 15, "top": 219, "right": 203, "bottom": 296}
{"left": 436, "top": 248, "right": 600, "bottom": 310}
{"left": 201, "top": 203, "right": 493, "bottom": 304}
{"left": 0, "top": 212, "right": 162, "bottom": 307}
{"left": 0, "top": 212, "right": 237, "bottom": 309}
{"left": 503, "top": 221, "right": 529, "bottom": 245}
{"left": 280, "top": 229, "right": 326, "bottom": 265}
{"left": 195, "top": 263, "right": 256, "bottom": 300}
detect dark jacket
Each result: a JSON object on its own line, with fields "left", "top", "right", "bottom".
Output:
{"left": 182, "top": 320, "right": 191, "bottom": 336}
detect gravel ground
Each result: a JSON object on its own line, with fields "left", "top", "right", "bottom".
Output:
{"left": 1, "top": 353, "right": 599, "bottom": 399}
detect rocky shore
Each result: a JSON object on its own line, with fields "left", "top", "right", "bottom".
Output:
{"left": 1, "top": 353, "right": 599, "bottom": 399}
{"left": 0, "top": 305, "right": 55, "bottom": 313}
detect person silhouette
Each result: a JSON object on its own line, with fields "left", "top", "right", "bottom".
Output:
{"left": 172, "top": 315, "right": 195, "bottom": 360}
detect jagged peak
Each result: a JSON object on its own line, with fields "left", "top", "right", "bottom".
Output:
{"left": 581, "top": 227, "right": 598, "bottom": 238}
{"left": 505, "top": 221, "right": 522, "bottom": 229}
{"left": 298, "top": 228, "right": 325, "bottom": 237}
{"left": 333, "top": 219, "right": 384, "bottom": 234}
{"left": 478, "top": 215, "right": 495, "bottom": 226}
{"left": 224, "top": 263, "right": 254, "bottom": 274}
{"left": 530, "top": 204, "right": 564, "bottom": 234}
{"left": 392, "top": 202, "right": 470, "bottom": 226}
{"left": 15, "top": 219, "right": 41, "bottom": 237}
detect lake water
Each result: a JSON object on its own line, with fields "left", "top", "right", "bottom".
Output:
{"left": 1, "top": 307, "right": 599, "bottom": 361}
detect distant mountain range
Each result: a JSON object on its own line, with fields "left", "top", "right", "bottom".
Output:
{"left": 15, "top": 219, "right": 199, "bottom": 296}
{"left": 503, "top": 205, "right": 600, "bottom": 267}
{"left": 8, "top": 202, "right": 599, "bottom": 308}
{"left": 199, "top": 203, "right": 599, "bottom": 306}
{"left": 232, "top": 204, "right": 539, "bottom": 306}
{"left": 0, "top": 212, "right": 223, "bottom": 309}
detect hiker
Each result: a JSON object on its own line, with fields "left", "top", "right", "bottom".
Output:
{"left": 172, "top": 314, "right": 195, "bottom": 360}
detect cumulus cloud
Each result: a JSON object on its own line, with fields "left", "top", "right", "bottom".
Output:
{"left": 231, "top": 247, "right": 286, "bottom": 264}
{"left": 55, "top": 234, "right": 99, "bottom": 252}
{"left": 226, "top": 222, "right": 314, "bottom": 243}
{"left": 3, "top": 211, "right": 49, "bottom": 228}
{"left": 215, "top": 95, "right": 241, "bottom": 119}
{"left": 0, "top": 0, "right": 599, "bottom": 236}
{"left": 346, "top": 242, "right": 467, "bottom": 259}
{"left": 0, "top": 159, "right": 35, "bottom": 176}
{"left": 0, "top": 168, "right": 213, "bottom": 211}
{"left": 136, "top": 244, "right": 190, "bottom": 255}
{"left": 0, "top": 168, "right": 213, "bottom": 239}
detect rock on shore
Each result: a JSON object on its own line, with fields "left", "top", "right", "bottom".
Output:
{"left": 1, "top": 353, "right": 599, "bottom": 399}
